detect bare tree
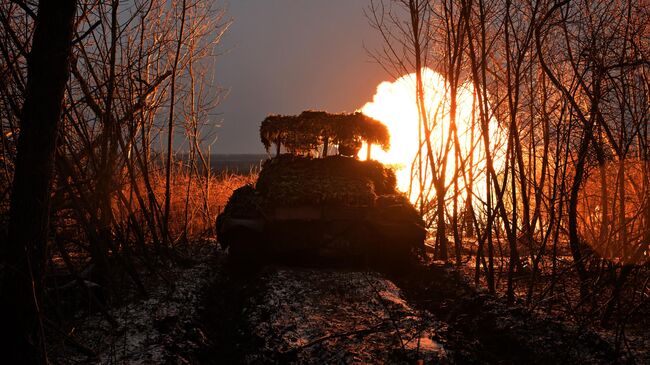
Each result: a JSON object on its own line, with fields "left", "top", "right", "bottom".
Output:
{"left": 0, "top": 0, "right": 77, "bottom": 362}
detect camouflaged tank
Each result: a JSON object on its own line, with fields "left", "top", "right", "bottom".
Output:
{"left": 216, "top": 155, "right": 426, "bottom": 269}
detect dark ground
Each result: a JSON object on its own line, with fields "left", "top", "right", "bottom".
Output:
{"left": 50, "top": 244, "right": 639, "bottom": 364}
{"left": 194, "top": 251, "right": 622, "bottom": 364}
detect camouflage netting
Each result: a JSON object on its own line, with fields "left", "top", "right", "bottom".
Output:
{"left": 216, "top": 155, "right": 426, "bottom": 268}
{"left": 260, "top": 111, "right": 390, "bottom": 156}
{"left": 374, "top": 194, "right": 422, "bottom": 222}
{"left": 255, "top": 155, "right": 398, "bottom": 206}
{"left": 216, "top": 184, "right": 262, "bottom": 234}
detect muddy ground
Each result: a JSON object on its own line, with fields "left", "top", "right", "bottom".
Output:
{"left": 50, "top": 245, "right": 638, "bottom": 364}
{"left": 195, "top": 252, "right": 621, "bottom": 364}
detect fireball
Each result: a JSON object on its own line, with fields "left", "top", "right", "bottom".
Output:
{"left": 358, "top": 68, "right": 505, "bottom": 205}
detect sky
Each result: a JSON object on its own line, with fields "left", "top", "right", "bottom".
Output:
{"left": 212, "top": 0, "right": 388, "bottom": 154}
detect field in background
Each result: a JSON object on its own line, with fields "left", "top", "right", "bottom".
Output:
{"left": 141, "top": 167, "right": 257, "bottom": 241}
{"left": 46, "top": 156, "right": 259, "bottom": 278}
{"left": 129, "top": 154, "right": 264, "bottom": 240}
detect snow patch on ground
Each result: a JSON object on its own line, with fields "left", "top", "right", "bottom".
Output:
{"left": 50, "top": 246, "right": 218, "bottom": 364}
{"left": 245, "top": 268, "right": 447, "bottom": 363}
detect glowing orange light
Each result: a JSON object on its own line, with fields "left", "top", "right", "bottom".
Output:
{"left": 358, "top": 68, "right": 505, "bottom": 204}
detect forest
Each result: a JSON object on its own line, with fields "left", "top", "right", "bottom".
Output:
{"left": 0, "top": 0, "right": 649, "bottom": 363}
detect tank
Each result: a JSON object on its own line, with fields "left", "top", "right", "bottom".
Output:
{"left": 216, "top": 154, "right": 426, "bottom": 270}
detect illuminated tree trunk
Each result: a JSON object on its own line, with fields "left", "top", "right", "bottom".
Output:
{"left": 0, "top": 0, "right": 77, "bottom": 362}
{"left": 164, "top": 0, "right": 187, "bottom": 246}
{"left": 323, "top": 136, "right": 329, "bottom": 157}
{"left": 407, "top": 0, "right": 448, "bottom": 260}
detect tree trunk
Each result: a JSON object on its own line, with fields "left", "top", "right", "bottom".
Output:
{"left": 323, "top": 136, "right": 329, "bottom": 157}
{"left": 568, "top": 130, "right": 592, "bottom": 299}
{"left": 435, "top": 185, "right": 449, "bottom": 260}
{"left": 0, "top": 0, "right": 77, "bottom": 362}
{"left": 163, "top": 0, "right": 187, "bottom": 246}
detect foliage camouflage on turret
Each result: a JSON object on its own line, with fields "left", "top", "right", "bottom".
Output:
{"left": 259, "top": 110, "right": 390, "bottom": 156}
